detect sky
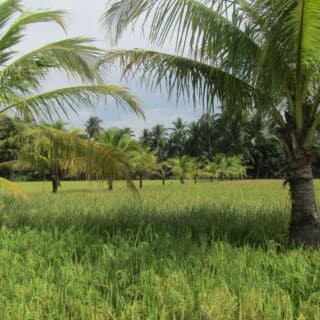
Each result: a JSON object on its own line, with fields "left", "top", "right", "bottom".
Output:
{"left": 20, "top": 0, "right": 203, "bottom": 135}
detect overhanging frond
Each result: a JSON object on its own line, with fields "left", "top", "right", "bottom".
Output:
{"left": 101, "top": 49, "right": 255, "bottom": 112}
{"left": 0, "top": 85, "right": 144, "bottom": 121}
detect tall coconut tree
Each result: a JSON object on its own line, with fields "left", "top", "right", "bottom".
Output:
{"left": 102, "top": 0, "right": 320, "bottom": 246}
{"left": 0, "top": 0, "right": 143, "bottom": 125}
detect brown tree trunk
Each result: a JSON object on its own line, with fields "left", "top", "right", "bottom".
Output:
{"left": 180, "top": 177, "right": 184, "bottom": 184}
{"left": 108, "top": 179, "right": 113, "bottom": 191}
{"left": 139, "top": 176, "right": 143, "bottom": 189}
{"left": 51, "top": 174, "right": 59, "bottom": 193}
{"left": 162, "top": 178, "right": 165, "bottom": 186}
{"left": 288, "top": 153, "right": 320, "bottom": 247}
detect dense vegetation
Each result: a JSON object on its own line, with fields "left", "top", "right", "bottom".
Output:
{"left": 0, "top": 180, "right": 319, "bottom": 319}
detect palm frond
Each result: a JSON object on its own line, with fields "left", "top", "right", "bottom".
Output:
{"left": 0, "top": 85, "right": 144, "bottom": 121}
{"left": 103, "top": 0, "right": 259, "bottom": 65}
{"left": 0, "top": 9, "right": 67, "bottom": 62}
{"left": 0, "top": 37, "right": 102, "bottom": 93}
{"left": 101, "top": 49, "right": 255, "bottom": 112}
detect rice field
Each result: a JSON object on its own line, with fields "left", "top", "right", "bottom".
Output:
{"left": 0, "top": 179, "right": 320, "bottom": 319}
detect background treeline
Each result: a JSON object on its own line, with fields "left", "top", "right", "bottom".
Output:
{"left": 1, "top": 110, "right": 319, "bottom": 182}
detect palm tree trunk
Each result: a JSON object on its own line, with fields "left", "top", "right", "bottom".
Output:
{"left": 108, "top": 178, "right": 113, "bottom": 191}
{"left": 288, "top": 152, "right": 320, "bottom": 247}
{"left": 51, "top": 174, "right": 59, "bottom": 193}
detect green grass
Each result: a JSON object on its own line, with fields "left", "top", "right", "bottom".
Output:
{"left": 0, "top": 180, "right": 320, "bottom": 319}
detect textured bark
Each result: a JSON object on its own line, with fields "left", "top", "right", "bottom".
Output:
{"left": 288, "top": 152, "right": 320, "bottom": 247}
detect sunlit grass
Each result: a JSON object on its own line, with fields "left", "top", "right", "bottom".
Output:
{"left": 0, "top": 180, "right": 319, "bottom": 319}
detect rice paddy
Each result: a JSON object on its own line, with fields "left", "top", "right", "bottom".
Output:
{"left": 0, "top": 180, "right": 319, "bottom": 319}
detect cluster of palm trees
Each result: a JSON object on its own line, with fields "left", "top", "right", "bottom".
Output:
{"left": 138, "top": 112, "right": 286, "bottom": 178}
{"left": 76, "top": 123, "right": 249, "bottom": 189}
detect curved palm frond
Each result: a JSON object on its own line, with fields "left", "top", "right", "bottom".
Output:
{"left": 0, "top": 38, "right": 102, "bottom": 93}
{"left": 0, "top": 85, "right": 144, "bottom": 121}
{"left": 0, "top": 9, "right": 67, "bottom": 63}
{"left": 101, "top": 49, "right": 255, "bottom": 112}
{"left": 103, "top": 0, "right": 260, "bottom": 65}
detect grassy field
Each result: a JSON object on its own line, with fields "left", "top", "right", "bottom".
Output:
{"left": 0, "top": 179, "right": 320, "bottom": 319}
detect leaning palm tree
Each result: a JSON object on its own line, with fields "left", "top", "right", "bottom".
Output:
{"left": 102, "top": 0, "right": 320, "bottom": 246}
{"left": 10, "top": 124, "right": 135, "bottom": 193}
{"left": 0, "top": 0, "right": 143, "bottom": 124}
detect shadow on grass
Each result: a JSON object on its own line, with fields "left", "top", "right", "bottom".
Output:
{"left": 0, "top": 195, "right": 290, "bottom": 249}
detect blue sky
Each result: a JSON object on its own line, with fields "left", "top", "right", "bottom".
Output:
{"left": 21, "top": 0, "right": 204, "bottom": 135}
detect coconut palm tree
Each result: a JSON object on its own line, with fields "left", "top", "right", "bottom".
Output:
{"left": 151, "top": 124, "right": 168, "bottom": 161}
{"left": 11, "top": 124, "right": 135, "bottom": 193}
{"left": 190, "top": 159, "right": 203, "bottom": 184}
{"left": 168, "top": 117, "right": 188, "bottom": 157}
{"left": 156, "top": 161, "right": 171, "bottom": 186}
{"left": 169, "top": 155, "right": 193, "bottom": 184}
{"left": 97, "top": 129, "right": 140, "bottom": 189}
{"left": 0, "top": 0, "right": 143, "bottom": 124}
{"left": 85, "top": 116, "right": 103, "bottom": 139}
{"left": 131, "top": 148, "right": 156, "bottom": 188}
{"left": 102, "top": 0, "right": 320, "bottom": 246}
{"left": 139, "top": 128, "right": 153, "bottom": 147}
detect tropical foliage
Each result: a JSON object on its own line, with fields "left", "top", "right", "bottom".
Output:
{"left": 102, "top": 0, "right": 320, "bottom": 245}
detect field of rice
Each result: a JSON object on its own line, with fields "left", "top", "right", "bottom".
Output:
{"left": 0, "top": 180, "right": 320, "bottom": 319}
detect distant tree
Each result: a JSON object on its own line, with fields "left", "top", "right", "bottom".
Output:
{"left": 151, "top": 124, "right": 168, "bottom": 162}
{"left": 156, "top": 161, "right": 171, "bottom": 186}
{"left": 168, "top": 117, "right": 188, "bottom": 157}
{"left": 97, "top": 129, "right": 139, "bottom": 190}
{"left": 85, "top": 117, "right": 103, "bottom": 139}
{"left": 131, "top": 148, "right": 156, "bottom": 189}
{"left": 190, "top": 160, "right": 203, "bottom": 184}
{"left": 139, "top": 128, "right": 153, "bottom": 147}
{"left": 169, "top": 156, "right": 193, "bottom": 184}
